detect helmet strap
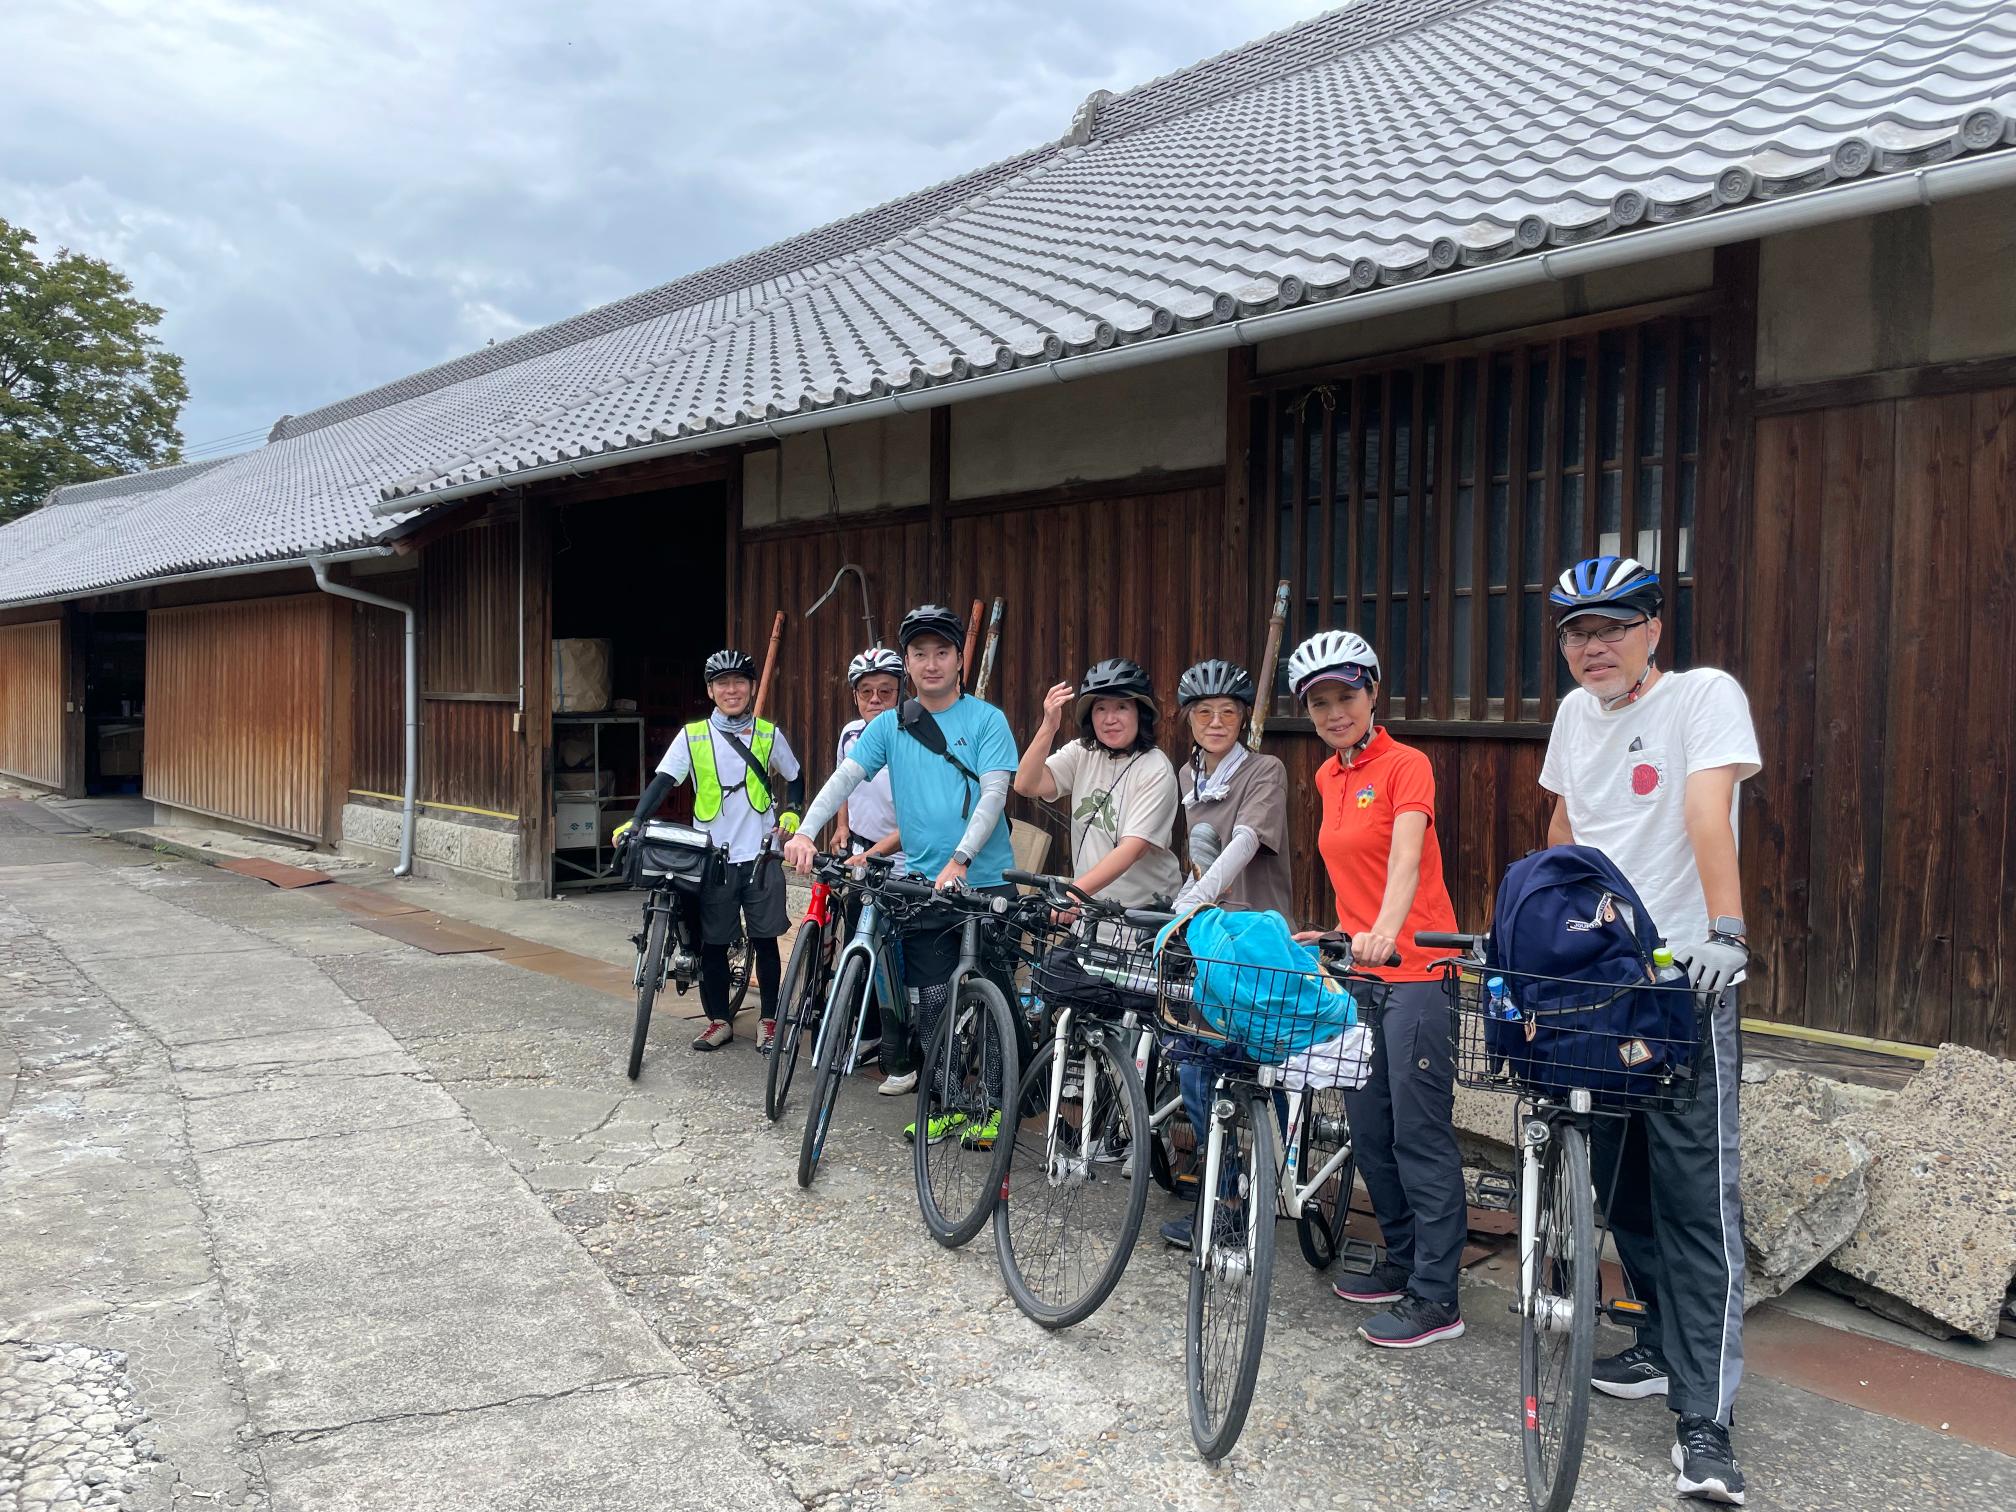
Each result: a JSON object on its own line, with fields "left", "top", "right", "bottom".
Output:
{"left": 1599, "top": 660, "right": 1657, "bottom": 711}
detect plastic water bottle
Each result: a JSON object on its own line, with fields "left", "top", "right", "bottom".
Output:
{"left": 1486, "top": 975, "right": 1519, "bottom": 1021}
{"left": 1651, "top": 946, "right": 1687, "bottom": 986}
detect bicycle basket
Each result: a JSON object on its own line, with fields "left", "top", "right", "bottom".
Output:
{"left": 1445, "top": 964, "right": 1700, "bottom": 1111}
{"left": 1152, "top": 909, "right": 1360, "bottom": 1067}
{"left": 1032, "top": 924, "right": 1159, "bottom": 1017}
{"left": 627, "top": 821, "right": 715, "bottom": 892}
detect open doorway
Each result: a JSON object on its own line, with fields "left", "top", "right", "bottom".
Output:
{"left": 546, "top": 482, "right": 728, "bottom": 889}
{"left": 82, "top": 611, "right": 146, "bottom": 795}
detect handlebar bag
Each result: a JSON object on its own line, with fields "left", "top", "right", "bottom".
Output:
{"left": 628, "top": 821, "right": 717, "bottom": 893}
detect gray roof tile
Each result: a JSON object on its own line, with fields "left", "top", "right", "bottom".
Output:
{"left": 5, "top": 0, "right": 2014, "bottom": 603}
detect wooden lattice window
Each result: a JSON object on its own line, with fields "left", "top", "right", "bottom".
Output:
{"left": 1252, "top": 313, "right": 1708, "bottom": 726}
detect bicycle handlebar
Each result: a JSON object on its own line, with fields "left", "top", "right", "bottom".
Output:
{"left": 1414, "top": 931, "right": 1485, "bottom": 952}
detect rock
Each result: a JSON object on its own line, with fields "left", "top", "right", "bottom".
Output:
{"left": 1737, "top": 1069, "right": 1873, "bottom": 1306}
{"left": 1827, "top": 1043, "right": 2016, "bottom": 1341}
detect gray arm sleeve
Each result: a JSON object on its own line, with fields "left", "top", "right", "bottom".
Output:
{"left": 954, "top": 770, "right": 1011, "bottom": 861}
{"left": 1176, "top": 824, "right": 1261, "bottom": 910}
{"left": 797, "top": 760, "right": 868, "bottom": 840}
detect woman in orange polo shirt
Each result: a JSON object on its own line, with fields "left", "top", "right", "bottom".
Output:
{"left": 1286, "top": 629, "right": 1467, "bottom": 1351}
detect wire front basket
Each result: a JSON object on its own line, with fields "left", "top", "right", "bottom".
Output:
{"left": 1440, "top": 963, "right": 1703, "bottom": 1113}
{"left": 1154, "top": 948, "right": 1380, "bottom": 1090}
{"left": 1032, "top": 925, "right": 1161, "bottom": 1019}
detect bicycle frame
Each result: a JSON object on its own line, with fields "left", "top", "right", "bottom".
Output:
{"left": 813, "top": 885, "right": 904, "bottom": 1075}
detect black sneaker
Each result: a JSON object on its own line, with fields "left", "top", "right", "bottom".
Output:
{"left": 1592, "top": 1341, "right": 1670, "bottom": 1400}
{"left": 1673, "top": 1415, "right": 1746, "bottom": 1505}
{"left": 1358, "top": 1293, "right": 1464, "bottom": 1349}
{"left": 1331, "top": 1259, "right": 1409, "bottom": 1305}
{"left": 1160, "top": 1211, "right": 1196, "bottom": 1250}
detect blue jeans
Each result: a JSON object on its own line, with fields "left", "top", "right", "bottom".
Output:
{"left": 1178, "top": 1058, "right": 1288, "bottom": 1197}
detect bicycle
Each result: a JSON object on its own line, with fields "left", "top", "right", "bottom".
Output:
{"left": 903, "top": 882, "right": 1024, "bottom": 1250}
{"left": 766, "top": 858, "right": 847, "bottom": 1122}
{"left": 1156, "top": 929, "right": 1392, "bottom": 1463}
{"left": 1415, "top": 928, "right": 1705, "bottom": 1512}
{"left": 794, "top": 854, "right": 909, "bottom": 1188}
{"left": 622, "top": 821, "right": 754, "bottom": 1080}
{"left": 991, "top": 872, "right": 1172, "bottom": 1328}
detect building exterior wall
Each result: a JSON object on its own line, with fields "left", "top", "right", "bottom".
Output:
{"left": 145, "top": 595, "right": 335, "bottom": 840}
{"left": 741, "top": 411, "right": 932, "bottom": 527}
{"left": 1756, "top": 183, "right": 2016, "bottom": 388}
{"left": 0, "top": 619, "right": 64, "bottom": 789}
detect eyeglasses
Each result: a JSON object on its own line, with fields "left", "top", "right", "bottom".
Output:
{"left": 1558, "top": 618, "right": 1647, "bottom": 651}
{"left": 1190, "top": 707, "right": 1243, "bottom": 728}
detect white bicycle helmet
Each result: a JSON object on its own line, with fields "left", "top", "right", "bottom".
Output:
{"left": 847, "top": 645, "right": 904, "bottom": 687}
{"left": 1287, "top": 629, "right": 1381, "bottom": 700}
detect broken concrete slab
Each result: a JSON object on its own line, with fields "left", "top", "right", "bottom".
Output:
{"left": 1828, "top": 1044, "right": 2016, "bottom": 1342}
{"left": 1739, "top": 1069, "right": 1875, "bottom": 1307}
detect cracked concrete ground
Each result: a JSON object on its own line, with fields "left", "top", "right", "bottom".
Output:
{"left": 3, "top": 823, "right": 2013, "bottom": 1510}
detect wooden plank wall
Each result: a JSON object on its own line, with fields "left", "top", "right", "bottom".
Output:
{"left": 1744, "top": 387, "right": 2016, "bottom": 1056}
{"left": 419, "top": 522, "right": 520, "bottom": 816}
{"left": 145, "top": 596, "right": 333, "bottom": 839}
{"left": 0, "top": 620, "right": 63, "bottom": 787}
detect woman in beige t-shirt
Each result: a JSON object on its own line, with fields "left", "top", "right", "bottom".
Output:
{"left": 1011, "top": 658, "right": 1181, "bottom": 908}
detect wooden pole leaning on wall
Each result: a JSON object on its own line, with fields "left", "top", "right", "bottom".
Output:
{"left": 753, "top": 610, "right": 786, "bottom": 722}
{"left": 974, "top": 598, "right": 1004, "bottom": 700}
{"left": 1248, "top": 579, "right": 1291, "bottom": 749}
{"left": 962, "top": 599, "right": 984, "bottom": 687}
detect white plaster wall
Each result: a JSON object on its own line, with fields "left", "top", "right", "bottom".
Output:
{"left": 739, "top": 411, "right": 930, "bottom": 527}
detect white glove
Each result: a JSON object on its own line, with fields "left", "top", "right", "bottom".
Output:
{"left": 1680, "top": 937, "right": 1747, "bottom": 996}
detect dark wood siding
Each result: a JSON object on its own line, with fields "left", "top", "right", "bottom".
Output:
{"left": 423, "top": 521, "right": 518, "bottom": 696}
{"left": 0, "top": 620, "right": 64, "bottom": 787}
{"left": 145, "top": 596, "right": 333, "bottom": 839}
{"left": 1743, "top": 387, "right": 2016, "bottom": 1056}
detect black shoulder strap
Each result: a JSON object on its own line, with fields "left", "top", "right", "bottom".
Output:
{"left": 715, "top": 723, "right": 766, "bottom": 778}
{"left": 899, "top": 698, "right": 982, "bottom": 815}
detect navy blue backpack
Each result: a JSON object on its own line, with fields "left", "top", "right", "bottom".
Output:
{"left": 1482, "top": 845, "right": 1697, "bottom": 1098}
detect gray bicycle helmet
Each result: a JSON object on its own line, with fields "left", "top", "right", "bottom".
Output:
{"left": 1176, "top": 659, "right": 1257, "bottom": 709}
{"left": 1073, "top": 657, "right": 1158, "bottom": 740}
{"left": 847, "top": 645, "right": 905, "bottom": 686}
{"left": 704, "top": 648, "right": 756, "bottom": 683}
{"left": 897, "top": 602, "right": 965, "bottom": 650}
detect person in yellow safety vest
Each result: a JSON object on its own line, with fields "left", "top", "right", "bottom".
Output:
{"left": 613, "top": 649, "right": 804, "bottom": 1052}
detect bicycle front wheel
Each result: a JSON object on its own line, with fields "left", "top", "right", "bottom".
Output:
{"left": 1521, "top": 1120, "right": 1596, "bottom": 1512}
{"left": 1186, "top": 1091, "right": 1278, "bottom": 1463}
{"left": 995, "top": 1028, "right": 1151, "bottom": 1328}
{"left": 627, "top": 908, "right": 669, "bottom": 1082}
{"left": 912, "top": 976, "right": 1018, "bottom": 1249}
{"left": 766, "top": 921, "right": 825, "bottom": 1121}
{"left": 797, "top": 955, "right": 865, "bottom": 1190}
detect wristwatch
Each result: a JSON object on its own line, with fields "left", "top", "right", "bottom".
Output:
{"left": 950, "top": 849, "right": 973, "bottom": 867}
{"left": 1710, "top": 915, "right": 1747, "bottom": 943}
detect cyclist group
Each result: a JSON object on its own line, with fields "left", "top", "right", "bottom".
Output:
{"left": 614, "top": 552, "right": 1759, "bottom": 1508}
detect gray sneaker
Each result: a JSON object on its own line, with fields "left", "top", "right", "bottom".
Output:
{"left": 878, "top": 1069, "right": 918, "bottom": 1097}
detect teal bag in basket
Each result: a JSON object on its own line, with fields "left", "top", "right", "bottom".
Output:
{"left": 1155, "top": 907, "right": 1358, "bottom": 1061}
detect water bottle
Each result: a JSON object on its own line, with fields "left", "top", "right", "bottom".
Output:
{"left": 1651, "top": 946, "right": 1687, "bottom": 986}
{"left": 1486, "top": 975, "right": 1520, "bottom": 1022}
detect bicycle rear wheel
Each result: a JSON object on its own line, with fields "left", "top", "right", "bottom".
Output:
{"left": 727, "top": 932, "right": 755, "bottom": 1012}
{"left": 995, "top": 1028, "right": 1151, "bottom": 1328}
{"left": 913, "top": 976, "right": 1018, "bottom": 1249}
{"left": 1294, "top": 1086, "right": 1357, "bottom": 1271}
{"left": 766, "top": 921, "right": 825, "bottom": 1121}
{"left": 1521, "top": 1120, "right": 1595, "bottom": 1512}
{"left": 626, "top": 909, "right": 668, "bottom": 1082}
{"left": 797, "top": 956, "right": 865, "bottom": 1189}
{"left": 1185, "top": 1090, "right": 1277, "bottom": 1463}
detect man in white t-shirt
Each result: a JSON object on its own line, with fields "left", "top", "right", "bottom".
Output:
{"left": 1538, "top": 555, "right": 1760, "bottom": 1508}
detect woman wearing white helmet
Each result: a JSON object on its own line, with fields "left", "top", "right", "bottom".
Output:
{"left": 1289, "top": 628, "right": 1468, "bottom": 1351}
{"left": 831, "top": 646, "right": 906, "bottom": 1070}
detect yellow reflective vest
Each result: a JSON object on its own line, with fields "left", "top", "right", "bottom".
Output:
{"left": 686, "top": 719, "right": 776, "bottom": 820}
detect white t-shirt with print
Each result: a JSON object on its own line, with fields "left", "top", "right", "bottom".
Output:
{"left": 1043, "top": 741, "right": 1182, "bottom": 908}
{"left": 656, "top": 719, "right": 801, "bottom": 865}
{"left": 837, "top": 719, "right": 905, "bottom": 871}
{"left": 1539, "top": 668, "right": 1761, "bottom": 952}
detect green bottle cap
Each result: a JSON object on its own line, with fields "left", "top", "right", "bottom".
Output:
{"left": 1652, "top": 947, "right": 1675, "bottom": 969}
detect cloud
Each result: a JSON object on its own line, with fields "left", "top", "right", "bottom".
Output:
{"left": 1, "top": 0, "right": 1314, "bottom": 453}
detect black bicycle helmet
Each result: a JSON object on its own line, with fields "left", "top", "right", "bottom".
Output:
{"left": 897, "top": 602, "right": 965, "bottom": 650}
{"left": 1550, "top": 554, "right": 1662, "bottom": 620}
{"left": 1073, "top": 657, "right": 1158, "bottom": 735}
{"left": 703, "top": 648, "right": 756, "bottom": 683}
{"left": 1176, "top": 659, "right": 1256, "bottom": 709}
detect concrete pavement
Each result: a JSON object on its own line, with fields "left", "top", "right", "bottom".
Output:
{"left": 3, "top": 821, "right": 2013, "bottom": 1510}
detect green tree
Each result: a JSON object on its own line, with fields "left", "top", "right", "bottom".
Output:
{"left": 0, "top": 217, "right": 187, "bottom": 521}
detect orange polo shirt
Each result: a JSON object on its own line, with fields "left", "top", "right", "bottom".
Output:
{"left": 1314, "top": 727, "right": 1459, "bottom": 981}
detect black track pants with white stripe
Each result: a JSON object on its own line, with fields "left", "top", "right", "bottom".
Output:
{"left": 1590, "top": 986, "right": 1747, "bottom": 1425}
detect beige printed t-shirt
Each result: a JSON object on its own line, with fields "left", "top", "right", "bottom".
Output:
{"left": 1044, "top": 741, "right": 1183, "bottom": 907}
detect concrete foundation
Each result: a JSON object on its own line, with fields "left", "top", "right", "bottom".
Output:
{"left": 338, "top": 802, "right": 529, "bottom": 899}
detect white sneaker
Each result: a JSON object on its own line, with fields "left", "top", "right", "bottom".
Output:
{"left": 878, "top": 1070, "right": 918, "bottom": 1096}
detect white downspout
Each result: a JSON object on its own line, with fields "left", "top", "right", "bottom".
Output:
{"left": 310, "top": 557, "right": 417, "bottom": 877}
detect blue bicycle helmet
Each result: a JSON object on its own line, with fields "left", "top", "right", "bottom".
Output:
{"left": 1549, "top": 555, "right": 1662, "bottom": 620}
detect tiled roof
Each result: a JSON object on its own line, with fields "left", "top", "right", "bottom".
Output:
{"left": 3, "top": 0, "right": 2014, "bottom": 603}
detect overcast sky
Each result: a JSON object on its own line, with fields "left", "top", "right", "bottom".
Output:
{"left": 4, "top": 0, "right": 1314, "bottom": 455}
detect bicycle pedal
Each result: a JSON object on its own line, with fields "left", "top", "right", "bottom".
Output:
{"left": 1472, "top": 1172, "right": 1517, "bottom": 1212}
{"left": 1604, "top": 1298, "right": 1651, "bottom": 1325}
{"left": 1335, "top": 1237, "right": 1381, "bottom": 1274}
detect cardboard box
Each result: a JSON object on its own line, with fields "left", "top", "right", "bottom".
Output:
{"left": 554, "top": 769, "right": 611, "bottom": 796}
{"left": 555, "top": 799, "right": 601, "bottom": 848}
